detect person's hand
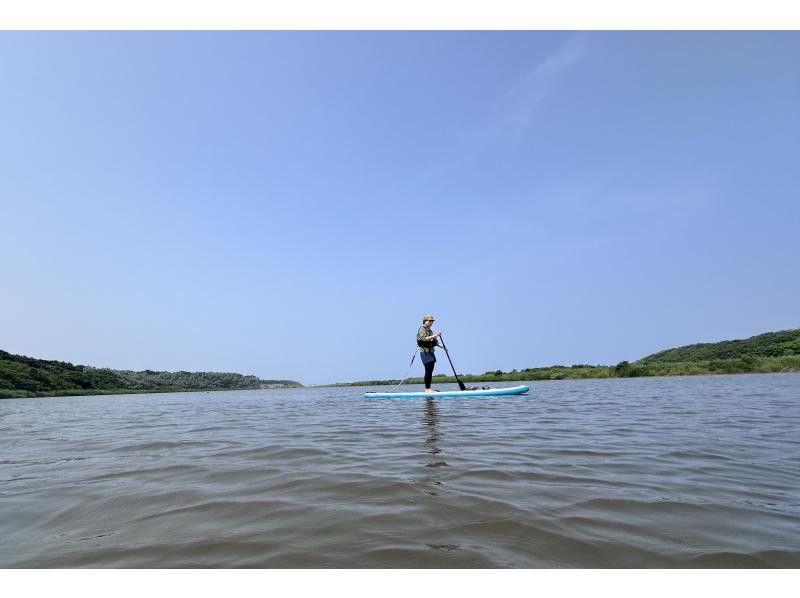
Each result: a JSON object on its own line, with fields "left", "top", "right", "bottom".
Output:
{"left": 433, "top": 331, "right": 442, "bottom": 338}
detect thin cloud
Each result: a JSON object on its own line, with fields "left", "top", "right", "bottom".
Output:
{"left": 496, "top": 36, "right": 586, "bottom": 135}
{"left": 409, "top": 35, "right": 587, "bottom": 190}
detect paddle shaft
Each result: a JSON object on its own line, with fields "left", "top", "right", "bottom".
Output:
{"left": 438, "top": 334, "right": 467, "bottom": 391}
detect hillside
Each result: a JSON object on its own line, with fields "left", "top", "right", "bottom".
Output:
{"left": 637, "top": 329, "right": 800, "bottom": 364}
{"left": 329, "top": 328, "right": 800, "bottom": 386}
{"left": 0, "top": 350, "right": 302, "bottom": 399}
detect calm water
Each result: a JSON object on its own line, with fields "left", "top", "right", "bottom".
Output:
{"left": 1, "top": 373, "right": 799, "bottom": 568}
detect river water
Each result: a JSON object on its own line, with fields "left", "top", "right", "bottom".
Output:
{"left": 1, "top": 373, "right": 798, "bottom": 568}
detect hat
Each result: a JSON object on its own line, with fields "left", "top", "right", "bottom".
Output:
{"left": 422, "top": 314, "right": 435, "bottom": 322}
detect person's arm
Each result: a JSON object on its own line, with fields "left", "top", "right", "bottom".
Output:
{"left": 418, "top": 328, "right": 441, "bottom": 343}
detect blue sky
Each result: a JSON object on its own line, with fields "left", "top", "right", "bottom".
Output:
{"left": 1, "top": 31, "right": 798, "bottom": 385}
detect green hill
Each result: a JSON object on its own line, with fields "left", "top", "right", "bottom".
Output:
{"left": 329, "top": 328, "right": 800, "bottom": 386}
{"left": 0, "top": 349, "right": 302, "bottom": 399}
{"left": 638, "top": 329, "right": 800, "bottom": 363}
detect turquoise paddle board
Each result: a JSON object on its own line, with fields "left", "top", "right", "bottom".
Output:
{"left": 364, "top": 385, "right": 529, "bottom": 398}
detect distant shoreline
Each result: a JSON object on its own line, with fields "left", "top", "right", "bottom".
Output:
{"left": 3, "top": 328, "right": 798, "bottom": 398}
{"left": 0, "top": 385, "right": 303, "bottom": 400}
{"left": 4, "top": 367, "right": 799, "bottom": 398}
{"left": 324, "top": 366, "right": 800, "bottom": 387}
{"left": 325, "top": 355, "right": 800, "bottom": 387}
{"left": 325, "top": 329, "right": 800, "bottom": 387}
{"left": 0, "top": 348, "right": 303, "bottom": 399}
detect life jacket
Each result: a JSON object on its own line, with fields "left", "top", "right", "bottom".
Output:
{"left": 417, "top": 327, "right": 437, "bottom": 349}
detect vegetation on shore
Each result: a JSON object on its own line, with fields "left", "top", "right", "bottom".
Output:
{"left": 5, "top": 329, "right": 798, "bottom": 397}
{"left": 329, "top": 329, "right": 800, "bottom": 386}
{"left": 0, "top": 350, "right": 302, "bottom": 399}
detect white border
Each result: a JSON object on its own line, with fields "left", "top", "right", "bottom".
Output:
{"left": 2, "top": 570, "right": 799, "bottom": 598}
{"left": 1, "top": 0, "right": 799, "bottom": 29}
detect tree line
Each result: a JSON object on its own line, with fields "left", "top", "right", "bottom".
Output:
{"left": 329, "top": 328, "right": 800, "bottom": 386}
{"left": 0, "top": 350, "right": 302, "bottom": 399}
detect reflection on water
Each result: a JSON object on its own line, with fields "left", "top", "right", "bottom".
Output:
{"left": 423, "top": 397, "right": 441, "bottom": 455}
{"left": 420, "top": 398, "right": 462, "bottom": 556}
{"left": 422, "top": 397, "right": 446, "bottom": 489}
{"left": 424, "top": 397, "right": 445, "bottom": 460}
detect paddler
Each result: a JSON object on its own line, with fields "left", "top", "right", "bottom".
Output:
{"left": 417, "top": 314, "right": 443, "bottom": 392}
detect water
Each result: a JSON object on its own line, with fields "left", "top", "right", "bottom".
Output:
{"left": 1, "top": 373, "right": 799, "bottom": 568}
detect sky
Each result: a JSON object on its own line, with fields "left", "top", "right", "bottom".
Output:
{"left": 1, "top": 31, "right": 799, "bottom": 385}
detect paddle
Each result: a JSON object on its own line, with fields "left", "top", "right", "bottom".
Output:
{"left": 438, "top": 334, "right": 467, "bottom": 391}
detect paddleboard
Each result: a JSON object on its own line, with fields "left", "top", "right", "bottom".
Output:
{"left": 364, "top": 385, "right": 529, "bottom": 398}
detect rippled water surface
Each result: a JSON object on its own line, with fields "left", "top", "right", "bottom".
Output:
{"left": 2, "top": 373, "right": 799, "bottom": 568}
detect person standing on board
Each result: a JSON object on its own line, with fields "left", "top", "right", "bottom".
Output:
{"left": 417, "top": 314, "right": 443, "bottom": 393}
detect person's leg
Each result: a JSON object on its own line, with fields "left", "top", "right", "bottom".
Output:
{"left": 424, "top": 360, "right": 435, "bottom": 389}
